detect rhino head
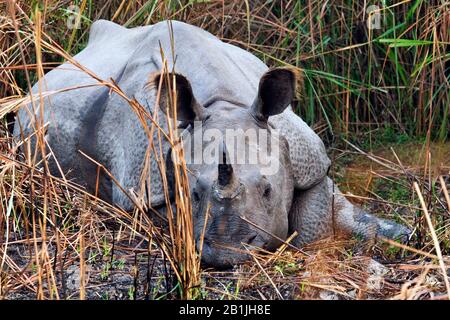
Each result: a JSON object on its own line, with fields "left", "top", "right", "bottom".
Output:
{"left": 157, "top": 68, "right": 297, "bottom": 268}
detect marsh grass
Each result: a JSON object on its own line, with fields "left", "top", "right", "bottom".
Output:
{"left": 0, "top": 0, "right": 449, "bottom": 300}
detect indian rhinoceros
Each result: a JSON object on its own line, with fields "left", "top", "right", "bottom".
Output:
{"left": 14, "top": 20, "right": 410, "bottom": 268}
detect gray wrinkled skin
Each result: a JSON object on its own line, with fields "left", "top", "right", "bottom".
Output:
{"left": 14, "top": 20, "right": 410, "bottom": 268}
{"left": 177, "top": 105, "right": 294, "bottom": 267}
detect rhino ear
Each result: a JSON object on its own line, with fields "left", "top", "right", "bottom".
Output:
{"left": 151, "top": 72, "right": 205, "bottom": 122}
{"left": 251, "top": 67, "right": 299, "bottom": 120}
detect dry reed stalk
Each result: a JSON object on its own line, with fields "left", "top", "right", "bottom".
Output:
{"left": 439, "top": 175, "right": 450, "bottom": 212}
{"left": 79, "top": 197, "right": 86, "bottom": 300}
{"left": 159, "top": 58, "right": 202, "bottom": 299}
{"left": 249, "top": 251, "right": 283, "bottom": 300}
{"left": 413, "top": 182, "right": 450, "bottom": 299}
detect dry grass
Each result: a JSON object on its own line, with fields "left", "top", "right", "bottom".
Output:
{"left": 0, "top": 0, "right": 449, "bottom": 300}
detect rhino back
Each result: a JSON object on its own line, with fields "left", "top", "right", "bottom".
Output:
{"left": 13, "top": 20, "right": 151, "bottom": 193}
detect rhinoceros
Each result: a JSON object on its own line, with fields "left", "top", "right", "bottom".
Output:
{"left": 14, "top": 20, "right": 410, "bottom": 268}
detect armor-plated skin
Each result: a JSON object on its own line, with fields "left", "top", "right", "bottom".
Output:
{"left": 14, "top": 20, "right": 410, "bottom": 268}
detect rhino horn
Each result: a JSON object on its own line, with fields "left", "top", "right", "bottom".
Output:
{"left": 218, "top": 142, "right": 233, "bottom": 187}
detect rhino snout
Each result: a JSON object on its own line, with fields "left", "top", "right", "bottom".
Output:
{"left": 197, "top": 233, "right": 262, "bottom": 268}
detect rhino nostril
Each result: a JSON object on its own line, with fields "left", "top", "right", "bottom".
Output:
{"left": 247, "top": 234, "right": 258, "bottom": 244}
{"left": 192, "top": 190, "right": 200, "bottom": 202}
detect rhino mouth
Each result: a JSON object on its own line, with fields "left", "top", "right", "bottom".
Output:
{"left": 198, "top": 234, "right": 267, "bottom": 269}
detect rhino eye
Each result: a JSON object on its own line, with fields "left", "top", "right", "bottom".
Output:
{"left": 263, "top": 185, "right": 271, "bottom": 198}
